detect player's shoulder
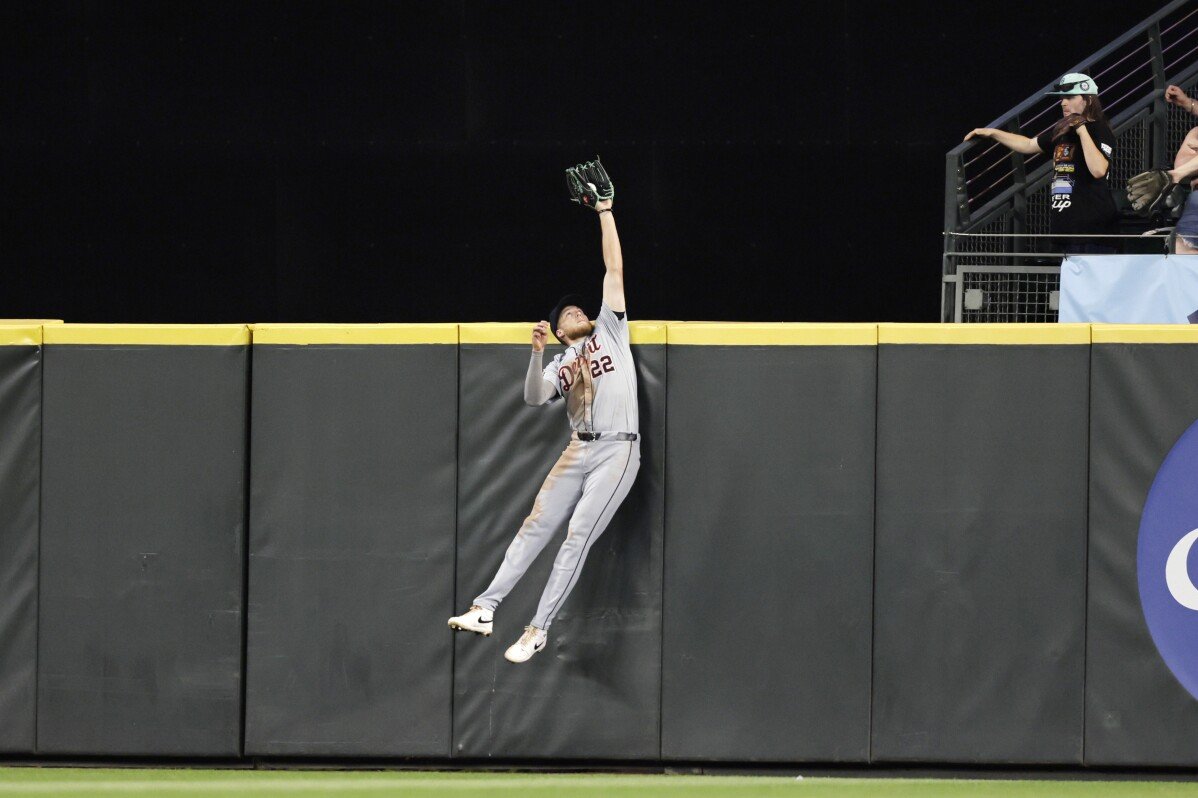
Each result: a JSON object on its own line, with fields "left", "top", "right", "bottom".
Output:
{"left": 599, "top": 301, "right": 628, "bottom": 325}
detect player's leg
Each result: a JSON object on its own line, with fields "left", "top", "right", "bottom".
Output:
{"left": 530, "top": 441, "right": 641, "bottom": 631}
{"left": 505, "top": 441, "right": 640, "bottom": 662}
{"left": 467, "top": 442, "right": 585, "bottom": 615}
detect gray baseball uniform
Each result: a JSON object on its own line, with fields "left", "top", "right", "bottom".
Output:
{"left": 473, "top": 302, "right": 641, "bottom": 629}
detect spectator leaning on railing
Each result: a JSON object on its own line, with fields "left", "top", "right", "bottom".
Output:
{"left": 966, "top": 73, "right": 1118, "bottom": 253}
{"left": 1168, "top": 104, "right": 1198, "bottom": 255}
{"left": 1165, "top": 84, "right": 1198, "bottom": 256}
{"left": 1129, "top": 86, "right": 1198, "bottom": 254}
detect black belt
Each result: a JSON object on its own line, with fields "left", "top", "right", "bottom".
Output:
{"left": 575, "top": 432, "right": 638, "bottom": 442}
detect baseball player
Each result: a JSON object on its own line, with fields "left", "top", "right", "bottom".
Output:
{"left": 449, "top": 159, "right": 641, "bottom": 663}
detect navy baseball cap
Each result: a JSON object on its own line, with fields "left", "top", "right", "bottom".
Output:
{"left": 549, "top": 293, "right": 590, "bottom": 344}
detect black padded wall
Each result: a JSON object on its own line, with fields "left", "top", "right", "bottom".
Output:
{"left": 452, "top": 326, "right": 666, "bottom": 759}
{"left": 38, "top": 333, "right": 248, "bottom": 755}
{"left": 1085, "top": 339, "right": 1198, "bottom": 766}
{"left": 0, "top": 330, "right": 41, "bottom": 753}
{"left": 244, "top": 333, "right": 458, "bottom": 756}
{"left": 872, "top": 337, "right": 1090, "bottom": 764}
{"left": 660, "top": 336, "right": 876, "bottom": 762}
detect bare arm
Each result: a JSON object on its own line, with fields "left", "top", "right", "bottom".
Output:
{"left": 1166, "top": 85, "right": 1198, "bottom": 118}
{"left": 1173, "top": 128, "right": 1198, "bottom": 185}
{"left": 1170, "top": 149, "right": 1198, "bottom": 185}
{"left": 964, "top": 127, "right": 1042, "bottom": 155}
{"left": 1075, "top": 124, "right": 1110, "bottom": 179}
{"left": 596, "top": 198, "right": 625, "bottom": 312}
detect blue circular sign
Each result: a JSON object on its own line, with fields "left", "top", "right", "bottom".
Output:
{"left": 1139, "top": 417, "right": 1198, "bottom": 700}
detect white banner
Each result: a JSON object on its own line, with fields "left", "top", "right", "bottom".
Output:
{"left": 1058, "top": 255, "right": 1198, "bottom": 324}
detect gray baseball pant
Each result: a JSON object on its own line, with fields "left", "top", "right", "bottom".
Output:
{"left": 474, "top": 438, "right": 641, "bottom": 629}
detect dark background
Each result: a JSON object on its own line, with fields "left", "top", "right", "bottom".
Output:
{"left": 0, "top": 2, "right": 1153, "bottom": 323}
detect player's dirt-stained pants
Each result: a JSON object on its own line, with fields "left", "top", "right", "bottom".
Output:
{"left": 474, "top": 438, "right": 641, "bottom": 630}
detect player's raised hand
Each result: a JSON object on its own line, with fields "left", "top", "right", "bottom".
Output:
{"left": 566, "top": 157, "right": 614, "bottom": 210}
{"left": 532, "top": 321, "right": 549, "bottom": 352}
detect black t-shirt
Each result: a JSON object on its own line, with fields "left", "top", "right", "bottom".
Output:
{"left": 1036, "top": 120, "right": 1118, "bottom": 235}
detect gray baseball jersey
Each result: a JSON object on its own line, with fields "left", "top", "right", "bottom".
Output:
{"left": 542, "top": 302, "right": 638, "bottom": 434}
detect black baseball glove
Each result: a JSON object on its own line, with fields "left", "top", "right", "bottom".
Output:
{"left": 566, "top": 157, "right": 614, "bottom": 209}
{"left": 1127, "top": 169, "right": 1176, "bottom": 216}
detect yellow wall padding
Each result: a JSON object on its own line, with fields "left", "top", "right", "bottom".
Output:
{"left": 1090, "top": 324, "right": 1198, "bottom": 344}
{"left": 879, "top": 323, "right": 1092, "bottom": 345}
{"left": 44, "top": 324, "right": 251, "bottom": 346}
{"left": 460, "top": 322, "right": 666, "bottom": 345}
{"left": 0, "top": 325, "right": 42, "bottom": 346}
{"left": 251, "top": 324, "right": 457, "bottom": 345}
{"left": 668, "top": 323, "right": 877, "bottom": 346}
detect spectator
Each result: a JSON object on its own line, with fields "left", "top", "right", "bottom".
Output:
{"left": 966, "top": 73, "right": 1118, "bottom": 253}
{"left": 1169, "top": 123, "right": 1198, "bottom": 254}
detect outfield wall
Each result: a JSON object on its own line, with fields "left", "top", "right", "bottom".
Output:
{"left": 1, "top": 322, "right": 1197, "bottom": 765}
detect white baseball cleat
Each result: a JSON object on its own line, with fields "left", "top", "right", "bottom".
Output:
{"left": 504, "top": 625, "right": 548, "bottom": 663}
{"left": 448, "top": 605, "right": 493, "bottom": 636}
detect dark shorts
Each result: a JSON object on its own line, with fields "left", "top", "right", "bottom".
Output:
{"left": 1178, "top": 190, "right": 1198, "bottom": 251}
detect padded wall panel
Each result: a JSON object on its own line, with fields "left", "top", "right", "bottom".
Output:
{"left": 872, "top": 333, "right": 1089, "bottom": 764}
{"left": 38, "top": 329, "right": 248, "bottom": 755}
{"left": 660, "top": 335, "right": 876, "bottom": 762}
{"left": 0, "top": 327, "right": 41, "bottom": 753}
{"left": 1085, "top": 334, "right": 1198, "bottom": 765}
{"left": 244, "top": 331, "right": 457, "bottom": 756}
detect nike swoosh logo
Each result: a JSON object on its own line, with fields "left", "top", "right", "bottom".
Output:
{"left": 534, "top": 640, "right": 545, "bottom": 651}
{"left": 480, "top": 617, "right": 492, "bottom": 624}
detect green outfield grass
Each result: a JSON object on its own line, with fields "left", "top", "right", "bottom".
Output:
{"left": 2, "top": 770, "right": 1198, "bottom": 798}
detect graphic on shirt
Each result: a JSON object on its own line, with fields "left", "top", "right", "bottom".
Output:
{"left": 1051, "top": 176, "right": 1075, "bottom": 211}
{"left": 1035, "top": 122, "right": 1118, "bottom": 232}
{"left": 556, "top": 335, "right": 615, "bottom": 393}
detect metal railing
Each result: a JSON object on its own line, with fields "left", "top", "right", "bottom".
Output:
{"left": 943, "top": 232, "right": 1171, "bottom": 323}
{"left": 942, "top": 0, "right": 1198, "bottom": 322}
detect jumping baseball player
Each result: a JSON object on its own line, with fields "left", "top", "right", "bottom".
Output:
{"left": 449, "top": 159, "right": 641, "bottom": 663}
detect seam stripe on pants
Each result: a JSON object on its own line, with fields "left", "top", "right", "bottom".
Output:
{"left": 540, "top": 442, "right": 635, "bottom": 625}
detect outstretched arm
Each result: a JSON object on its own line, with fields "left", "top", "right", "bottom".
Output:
{"left": 964, "top": 128, "right": 1043, "bottom": 155}
{"left": 597, "top": 198, "right": 625, "bottom": 312}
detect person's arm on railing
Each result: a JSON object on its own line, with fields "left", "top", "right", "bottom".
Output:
{"left": 1166, "top": 85, "right": 1198, "bottom": 118}
{"left": 964, "top": 128, "right": 1042, "bottom": 155}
